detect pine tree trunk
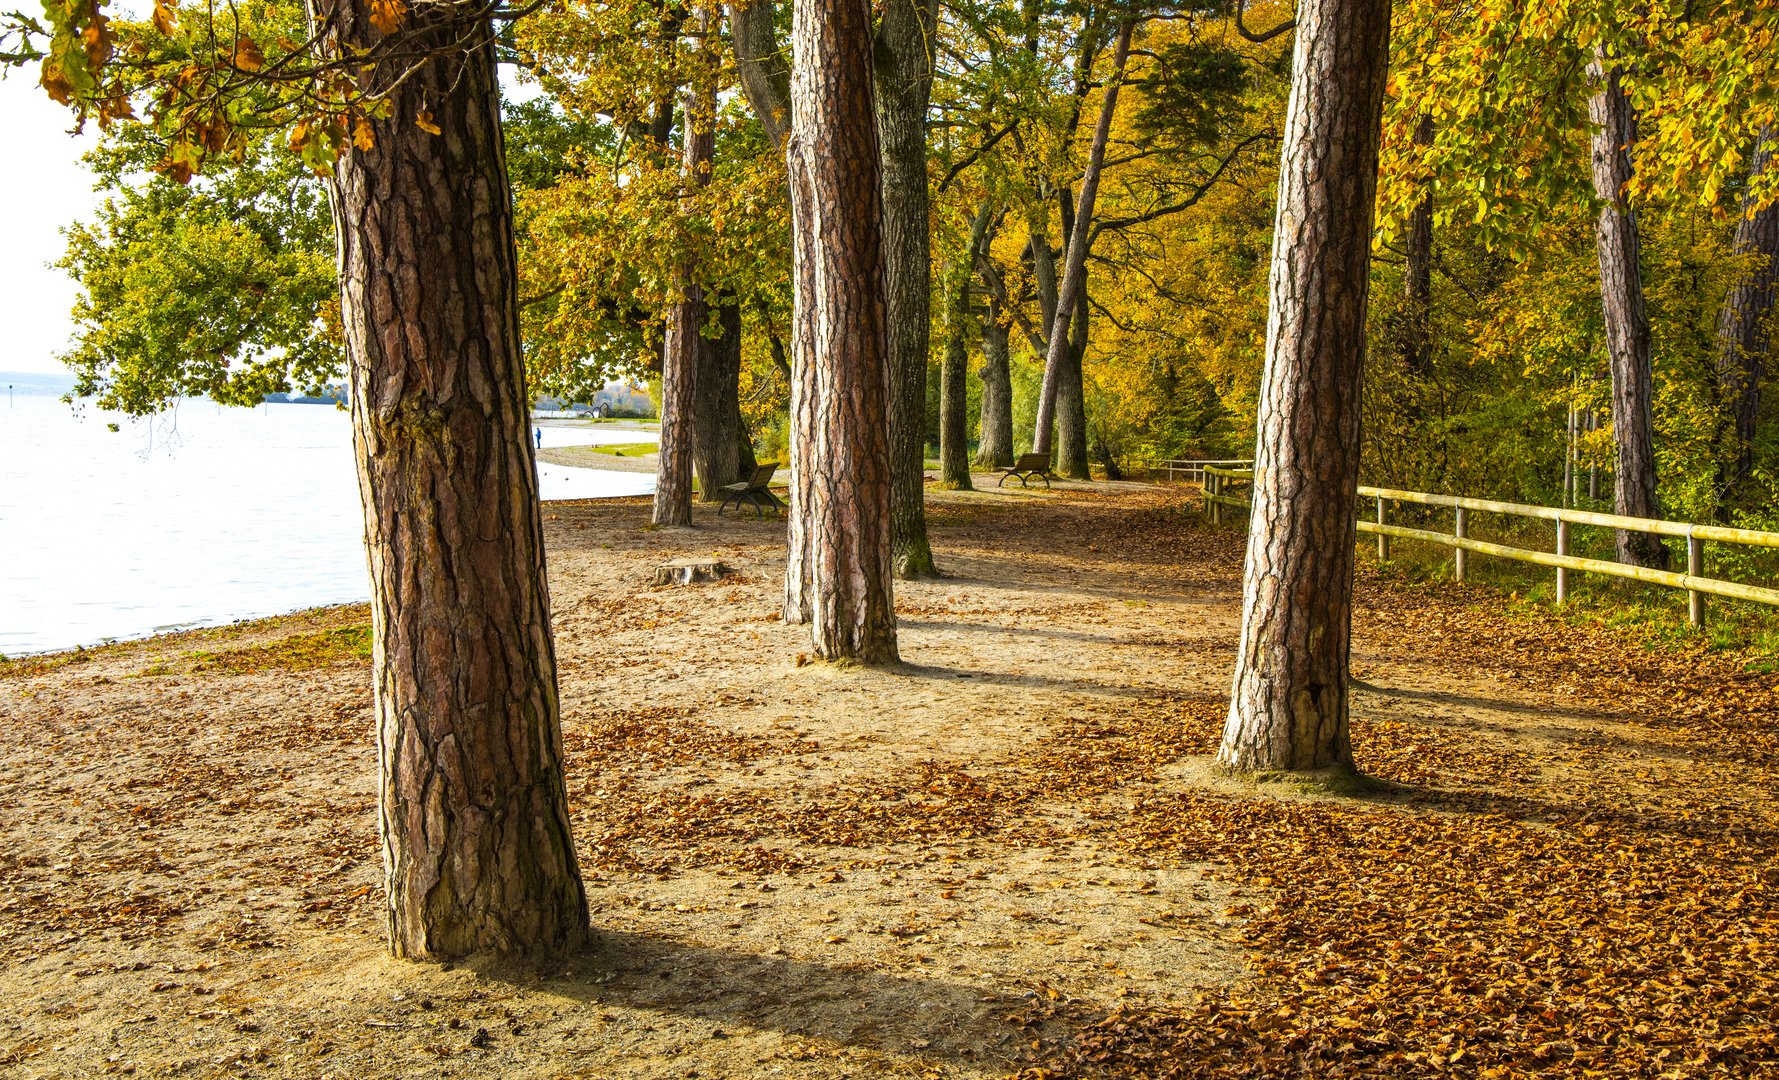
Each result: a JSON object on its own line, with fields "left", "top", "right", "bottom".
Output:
{"left": 1032, "top": 20, "right": 1133, "bottom": 460}
{"left": 320, "top": 0, "right": 588, "bottom": 959}
{"left": 694, "top": 303, "right": 748, "bottom": 500}
{"left": 875, "top": 0, "right": 940, "bottom": 578}
{"left": 1718, "top": 126, "right": 1779, "bottom": 501}
{"left": 655, "top": 291, "right": 704, "bottom": 524}
{"left": 1218, "top": 0, "right": 1391, "bottom": 775}
{"left": 1588, "top": 51, "right": 1669, "bottom": 569}
{"left": 654, "top": 12, "right": 717, "bottom": 526}
{"left": 782, "top": 0, "right": 899, "bottom": 665}
{"left": 975, "top": 301, "right": 1015, "bottom": 468}
{"left": 1402, "top": 113, "right": 1435, "bottom": 376}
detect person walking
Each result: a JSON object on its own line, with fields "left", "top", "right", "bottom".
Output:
{"left": 534, "top": 427, "right": 543, "bottom": 450}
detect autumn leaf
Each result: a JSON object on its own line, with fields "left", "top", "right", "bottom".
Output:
{"left": 368, "top": 0, "right": 406, "bottom": 34}
{"left": 150, "top": 0, "right": 177, "bottom": 35}
{"left": 352, "top": 118, "right": 376, "bottom": 152}
{"left": 231, "top": 35, "right": 264, "bottom": 72}
{"left": 414, "top": 110, "right": 440, "bottom": 136}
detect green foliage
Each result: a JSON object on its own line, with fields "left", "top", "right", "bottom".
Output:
{"left": 1131, "top": 39, "right": 1251, "bottom": 157}
{"left": 58, "top": 129, "right": 341, "bottom": 415}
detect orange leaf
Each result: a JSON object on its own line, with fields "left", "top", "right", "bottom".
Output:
{"left": 232, "top": 35, "right": 264, "bottom": 72}
{"left": 369, "top": 0, "right": 406, "bottom": 34}
{"left": 414, "top": 110, "right": 441, "bottom": 136}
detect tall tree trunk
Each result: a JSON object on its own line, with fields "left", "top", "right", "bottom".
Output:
{"left": 875, "top": 0, "right": 940, "bottom": 578}
{"left": 695, "top": 302, "right": 749, "bottom": 500}
{"left": 1588, "top": 51, "right": 1669, "bottom": 569}
{"left": 940, "top": 204, "right": 994, "bottom": 488}
{"left": 1056, "top": 284, "right": 1092, "bottom": 479}
{"left": 1402, "top": 113, "right": 1434, "bottom": 376}
{"left": 1218, "top": 0, "right": 1391, "bottom": 775}
{"left": 1718, "top": 125, "right": 1779, "bottom": 504}
{"left": 975, "top": 301, "right": 1014, "bottom": 468}
{"left": 782, "top": 0, "right": 899, "bottom": 664}
{"left": 939, "top": 288, "right": 975, "bottom": 488}
{"left": 1032, "top": 19, "right": 1133, "bottom": 460}
{"left": 655, "top": 8, "right": 717, "bottom": 526}
{"left": 320, "top": 0, "right": 587, "bottom": 958}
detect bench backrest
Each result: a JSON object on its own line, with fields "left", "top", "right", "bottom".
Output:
{"left": 1014, "top": 452, "right": 1051, "bottom": 472}
{"left": 747, "top": 463, "right": 778, "bottom": 489}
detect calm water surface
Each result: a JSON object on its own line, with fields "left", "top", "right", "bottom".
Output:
{"left": 0, "top": 372, "right": 654, "bottom": 656}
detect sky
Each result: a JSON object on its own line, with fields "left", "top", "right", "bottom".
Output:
{"left": 0, "top": 71, "right": 101, "bottom": 375}
{"left": 0, "top": 64, "right": 545, "bottom": 379}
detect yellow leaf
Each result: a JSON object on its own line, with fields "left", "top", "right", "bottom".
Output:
{"left": 352, "top": 118, "right": 376, "bottom": 151}
{"left": 414, "top": 110, "right": 441, "bottom": 136}
{"left": 151, "top": 0, "right": 177, "bottom": 35}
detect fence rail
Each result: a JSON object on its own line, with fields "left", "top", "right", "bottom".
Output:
{"left": 1147, "top": 458, "right": 1253, "bottom": 485}
{"left": 1196, "top": 467, "right": 1779, "bottom": 625}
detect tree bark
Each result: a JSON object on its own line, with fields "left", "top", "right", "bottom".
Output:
{"left": 653, "top": 37, "right": 715, "bottom": 525}
{"left": 1032, "top": 19, "right": 1133, "bottom": 462}
{"left": 782, "top": 0, "right": 899, "bottom": 664}
{"left": 1219, "top": 0, "right": 1391, "bottom": 775}
{"left": 874, "top": 0, "right": 940, "bottom": 578}
{"left": 940, "top": 204, "right": 994, "bottom": 488}
{"left": 319, "top": 0, "right": 587, "bottom": 958}
{"left": 694, "top": 302, "right": 750, "bottom": 500}
{"left": 1056, "top": 284, "right": 1092, "bottom": 479}
{"left": 1717, "top": 125, "right": 1779, "bottom": 502}
{"left": 1588, "top": 51, "right": 1669, "bottom": 569}
{"left": 975, "top": 298, "right": 1014, "bottom": 468}
{"left": 1402, "top": 113, "right": 1434, "bottom": 376}
{"left": 727, "top": 0, "right": 790, "bottom": 151}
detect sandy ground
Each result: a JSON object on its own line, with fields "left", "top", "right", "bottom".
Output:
{"left": 2, "top": 481, "right": 1775, "bottom": 1078}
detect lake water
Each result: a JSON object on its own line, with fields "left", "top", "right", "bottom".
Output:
{"left": 0, "top": 372, "right": 656, "bottom": 657}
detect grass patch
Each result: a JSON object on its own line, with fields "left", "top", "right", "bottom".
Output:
{"left": 580, "top": 442, "right": 659, "bottom": 457}
{"left": 1361, "top": 520, "right": 1779, "bottom": 668}
{"left": 138, "top": 624, "right": 373, "bottom": 677}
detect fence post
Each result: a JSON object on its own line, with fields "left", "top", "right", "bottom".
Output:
{"left": 1688, "top": 529, "right": 1705, "bottom": 628}
{"left": 1376, "top": 495, "right": 1389, "bottom": 561}
{"left": 1454, "top": 507, "right": 1467, "bottom": 583}
{"left": 1208, "top": 472, "right": 1219, "bottom": 525}
{"left": 1556, "top": 518, "right": 1570, "bottom": 606}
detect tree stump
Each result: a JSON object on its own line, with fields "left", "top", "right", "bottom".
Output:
{"left": 653, "top": 558, "right": 731, "bottom": 586}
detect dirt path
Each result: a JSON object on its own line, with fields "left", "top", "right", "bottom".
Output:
{"left": 2, "top": 486, "right": 1774, "bottom": 1078}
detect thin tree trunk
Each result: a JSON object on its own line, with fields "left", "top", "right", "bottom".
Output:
{"left": 875, "top": 0, "right": 940, "bottom": 578}
{"left": 1219, "top": 0, "right": 1391, "bottom": 775}
{"left": 695, "top": 302, "right": 748, "bottom": 500}
{"left": 1718, "top": 125, "right": 1779, "bottom": 503}
{"left": 320, "top": 0, "right": 587, "bottom": 958}
{"left": 1588, "top": 50, "right": 1669, "bottom": 569}
{"left": 782, "top": 0, "right": 899, "bottom": 664}
{"left": 653, "top": 26, "right": 715, "bottom": 526}
{"left": 1032, "top": 19, "right": 1133, "bottom": 459}
{"left": 1056, "top": 284, "right": 1092, "bottom": 479}
{"left": 727, "top": 0, "right": 789, "bottom": 151}
{"left": 940, "top": 204, "right": 994, "bottom": 488}
{"left": 1403, "top": 113, "right": 1434, "bottom": 376}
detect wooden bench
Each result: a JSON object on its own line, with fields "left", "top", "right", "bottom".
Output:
{"left": 717, "top": 463, "right": 783, "bottom": 517}
{"left": 998, "top": 452, "right": 1058, "bottom": 489}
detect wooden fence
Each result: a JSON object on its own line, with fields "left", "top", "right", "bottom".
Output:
{"left": 1147, "top": 458, "right": 1254, "bottom": 485}
{"left": 1197, "top": 466, "right": 1779, "bottom": 626}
